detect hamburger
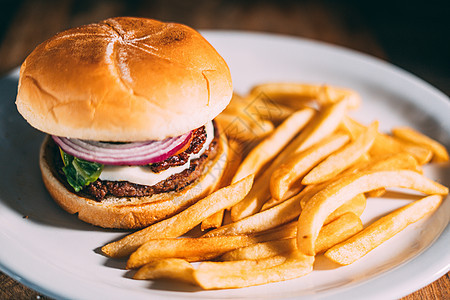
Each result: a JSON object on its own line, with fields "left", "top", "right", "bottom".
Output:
{"left": 15, "top": 17, "right": 233, "bottom": 229}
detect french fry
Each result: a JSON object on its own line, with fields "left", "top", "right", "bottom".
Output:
{"left": 298, "top": 152, "right": 421, "bottom": 210}
{"left": 200, "top": 255, "right": 287, "bottom": 272}
{"left": 231, "top": 155, "right": 294, "bottom": 221}
{"left": 242, "top": 93, "right": 296, "bottom": 123}
{"left": 324, "top": 194, "right": 366, "bottom": 224}
{"left": 373, "top": 134, "right": 433, "bottom": 165}
{"left": 252, "top": 221, "right": 298, "bottom": 241}
{"left": 315, "top": 212, "right": 363, "bottom": 253}
{"left": 133, "top": 258, "right": 196, "bottom": 284}
{"left": 261, "top": 186, "right": 303, "bottom": 211}
{"left": 201, "top": 210, "right": 225, "bottom": 231}
{"left": 298, "top": 183, "right": 367, "bottom": 222}
{"left": 307, "top": 152, "right": 422, "bottom": 205}
{"left": 200, "top": 209, "right": 225, "bottom": 231}
{"left": 102, "top": 175, "right": 254, "bottom": 258}
{"left": 297, "top": 170, "right": 448, "bottom": 255}
{"left": 201, "top": 139, "right": 244, "bottom": 230}
{"left": 325, "top": 195, "right": 443, "bottom": 265}
{"left": 216, "top": 113, "right": 274, "bottom": 141}
{"left": 317, "top": 85, "right": 361, "bottom": 109}
{"left": 342, "top": 117, "right": 433, "bottom": 164}
{"left": 365, "top": 188, "right": 386, "bottom": 198}
{"left": 270, "top": 133, "right": 350, "bottom": 200}
{"left": 249, "top": 83, "right": 361, "bottom": 109}
{"left": 391, "top": 126, "right": 449, "bottom": 162}
{"left": 297, "top": 153, "right": 372, "bottom": 209}
{"left": 221, "top": 238, "right": 296, "bottom": 261}
{"left": 296, "top": 155, "right": 373, "bottom": 211}
{"left": 299, "top": 182, "right": 331, "bottom": 209}
{"left": 231, "top": 99, "right": 348, "bottom": 221}
{"left": 337, "top": 152, "right": 421, "bottom": 199}
{"left": 221, "top": 212, "right": 363, "bottom": 261}
{"left": 285, "top": 97, "right": 348, "bottom": 155}
{"left": 194, "top": 251, "right": 314, "bottom": 289}
{"left": 128, "top": 235, "right": 257, "bottom": 269}
{"left": 225, "top": 92, "right": 295, "bottom": 123}
{"left": 364, "top": 152, "right": 422, "bottom": 173}
{"left": 230, "top": 176, "right": 272, "bottom": 221}
{"left": 131, "top": 222, "right": 303, "bottom": 270}
{"left": 340, "top": 116, "right": 364, "bottom": 139}
{"left": 205, "top": 191, "right": 302, "bottom": 238}
{"left": 302, "top": 121, "right": 378, "bottom": 185}
{"left": 232, "top": 107, "right": 315, "bottom": 183}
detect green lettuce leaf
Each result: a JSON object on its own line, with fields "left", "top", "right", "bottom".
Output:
{"left": 59, "top": 149, "right": 103, "bottom": 192}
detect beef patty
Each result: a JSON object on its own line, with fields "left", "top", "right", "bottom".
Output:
{"left": 55, "top": 123, "right": 218, "bottom": 201}
{"left": 149, "top": 125, "right": 207, "bottom": 173}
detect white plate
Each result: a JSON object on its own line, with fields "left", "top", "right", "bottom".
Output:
{"left": 0, "top": 31, "right": 449, "bottom": 300}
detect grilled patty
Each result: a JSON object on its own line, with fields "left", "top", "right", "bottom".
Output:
{"left": 149, "top": 126, "right": 207, "bottom": 173}
{"left": 54, "top": 123, "right": 218, "bottom": 201}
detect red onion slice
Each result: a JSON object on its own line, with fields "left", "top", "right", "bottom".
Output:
{"left": 52, "top": 132, "right": 192, "bottom": 165}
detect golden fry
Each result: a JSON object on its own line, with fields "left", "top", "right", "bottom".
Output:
{"left": 342, "top": 117, "right": 433, "bottom": 164}
{"left": 392, "top": 126, "right": 449, "bottom": 162}
{"left": 221, "top": 212, "right": 362, "bottom": 261}
{"left": 363, "top": 152, "right": 422, "bottom": 173}
{"left": 270, "top": 133, "right": 349, "bottom": 200}
{"left": 194, "top": 251, "right": 314, "bottom": 289}
{"left": 249, "top": 83, "right": 361, "bottom": 109}
{"left": 205, "top": 192, "right": 302, "bottom": 238}
{"left": 297, "top": 170, "right": 448, "bottom": 255}
{"left": 225, "top": 91, "right": 295, "bottom": 123}
{"left": 231, "top": 99, "right": 347, "bottom": 221}
{"left": 230, "top": 176, "right": 272, "bottom": 221}
{"left": 231, "top": 152, "right": 296, "bottom": 221}
{"left": 374, "top": 134, "right": 432, "bottom": 165}
{"left": 216, "top": 113, "right": 274, "bottom": 141}
{"left": 286, "top": 98, "right": 348, "bottom": 154}
{"left": 102, "top": 175, "right": 254, "bottom": 258}
{"left": 221, "top": 239, "right": 296, "bottom": 261}
{"left": 339, "top": 116, "right": 364, "bottom": 139}
{"left": 252, "top": 221, "right": 298, "bottom": 241}
{"left": 299, "top": 183, "right": 330, "bottom": 209}
{"left": 201, "top": 255, "right": 287, "bottom": 272}
{"left": 324, "top": 194, "right": 366, "bottom": 224}
{"left": 302, "top": 121, "right": 378, "bottom": 185}
{"left": 261, "top": 186, "right": 303, "bottom": 211}
{"left": 201, "top": 139, "right": 244, "bottom": 230}
{"left": 133, "top": 258, "right": 196, "bottom": 284}
{"left": 365, "top": 188, "right": 386, "bottom": 198}
{"left": 299, "top": 152, "right": 422, "bottom": 210}
{"left": 128, "top": 235, "right": 256, "bottom": 269}
{"left": 315, "top": 212, "right": 363, "bottom": 254}
{"left": 242, "top": 93, "right": 296, "bottom": 123}
{"left": 325, "top": 195, "right": 443, "bottom": 265}
{"left": 201, "top": 210, "right": 225, "bottom": 231}
{"left": 232, "top": 108, "right": 315, "bottom": 183}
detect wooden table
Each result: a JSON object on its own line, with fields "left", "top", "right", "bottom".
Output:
{"left": 0, "top": 0, "right": 448, "bottom": 299}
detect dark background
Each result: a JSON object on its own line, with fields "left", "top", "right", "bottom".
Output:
{"left": 0, "top": 0, "right": 448, "bottom": 299}
{"left": 0, "top": 0, "right": 449, "bottom": 95}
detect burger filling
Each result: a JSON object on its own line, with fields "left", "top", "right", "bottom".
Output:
{"left": 55, "top": 121, "right": 218, "bottom": 201}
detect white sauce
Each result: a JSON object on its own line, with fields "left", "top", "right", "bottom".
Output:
{"left": 98, "top": 121, "right": 214, "bottom": 186}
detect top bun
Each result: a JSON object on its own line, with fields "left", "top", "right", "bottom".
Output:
{"left": 16, "top": 17, "right": 232, "bottom": 141}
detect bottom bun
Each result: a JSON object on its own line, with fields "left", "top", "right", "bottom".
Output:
{"left": 39, "top": 133, "right": 229, "bottom": 229}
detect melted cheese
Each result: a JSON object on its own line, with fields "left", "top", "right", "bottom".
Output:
{"left": 98, "top": 121, "right": 214, "bottom": 186}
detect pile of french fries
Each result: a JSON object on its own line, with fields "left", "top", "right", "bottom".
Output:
{"left": 101, "top": 83, "right": 449, "bottom": 290}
